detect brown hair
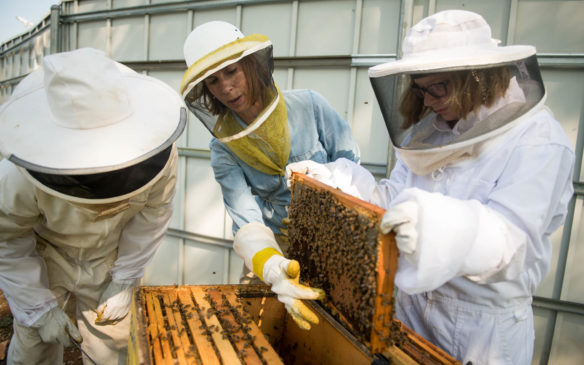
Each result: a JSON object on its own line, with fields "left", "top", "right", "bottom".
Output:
{"left": 191, "top": 53, "right": 273, "bottom": 116}
{"left": 399, "top": 66, "right": 511, "bottom": 129}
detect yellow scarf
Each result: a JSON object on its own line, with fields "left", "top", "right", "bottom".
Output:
{"left": 213, "top": 85, "right": 290, "bottom": 176}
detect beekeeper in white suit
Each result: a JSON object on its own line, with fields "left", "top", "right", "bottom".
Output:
{"left": 287, "top": 10, "right": 574, "bottom": 365}
{"left": 0, "top": 48, "right": 185, "bottom": 364}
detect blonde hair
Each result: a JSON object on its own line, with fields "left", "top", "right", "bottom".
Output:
{"left": 399, "top": 66, "right": 511, "bottom": 129}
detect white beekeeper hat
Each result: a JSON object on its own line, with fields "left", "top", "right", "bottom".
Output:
{"left": 0, "top": 47, "right": 185, "bottom": 174}
{"left": 367, "top": 10, "right": 545, "bottom": 176}
{"left": 368, "top": 10, "right": 536, "bottom": 77}
{"left": 180, "top": 20, "right": 272, "bottom": 101}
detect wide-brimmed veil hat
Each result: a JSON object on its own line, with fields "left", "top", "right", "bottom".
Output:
{"left": 368, "top": 10, "right": 545, "bottom": 176}
{"left": 369, "top": 10, "right": 535, "bottom": 78}
{"left": 179, "top": 21, "right": 291, "bottom": 176}
{"left": 180, "top": 20, "right": 273, "bottom": 115}
{"left": 0, "top": 47, "right": 186, "bottom": 174}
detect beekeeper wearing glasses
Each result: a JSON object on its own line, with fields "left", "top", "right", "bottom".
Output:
{"left": 180, "top": 21, "right": 360, "bottom": 330}
{"left": 287, "top": 10, "right": 574, "bottom": 364}
{"left": 0, "top": 48, "right": 185, "bottom": 364}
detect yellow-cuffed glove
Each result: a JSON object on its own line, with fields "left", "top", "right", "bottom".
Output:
{"left": 280, "top": 216, "right": 290, "bottom": 237}
{"left": 234, "top": 222, "right": 325, "bottom": 330}
{"left": 256, "top": 250, "right": 324, "bottom": 330}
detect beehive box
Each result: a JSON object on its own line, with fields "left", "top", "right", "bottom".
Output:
{"left": 287, "top": 172, "right": 397, "bottom": 354}
{"left": 128, "top": 284, "right": 460, "bottom": 365}
{"left": 128, "top": 284, "right": 375, "bottom": 365}
{"left": 127, "top": 174, "right": 460, "bottom": 364}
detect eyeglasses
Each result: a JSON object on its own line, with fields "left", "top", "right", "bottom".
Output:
{"left": 411, "top": 80, "right": 450, "bottom": 99}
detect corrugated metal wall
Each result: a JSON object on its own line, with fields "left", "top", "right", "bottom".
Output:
{"left": 1, "top": 1, "right": 583, "bottom": 363}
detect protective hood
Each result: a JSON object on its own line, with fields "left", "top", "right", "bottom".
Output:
{"left": 368, "top": 10, "right": 545, "bottom": 175}
{"left": 0, "top": 48, "right": 186, "bottom": 175}
{"left": 180, "top": 21, "right": 290, "bottom": 175}
{"left": 368, "top": 10, "right": 535, "bottom": 78}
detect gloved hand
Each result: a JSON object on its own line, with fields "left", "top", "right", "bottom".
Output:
{"left": 379, "top": 200, "right": 419, "bottom": 264}
{"left": 378, "top": 187, "right": 527, "bottom": 294}
{"left": 263, "top": 254, "right": 325, "bottom": 330}
{"left": 280, "top": 216, "right": 290, "bottom": 237}
{"left": 233, "top": 222, "right": 325, "bottom": 330}
{"left": 95, "top": 281, "right": 134, "bottom": 325}
{"left": 31, "top": 306, "right": 82, "bottom": 346}
{"left": 286, "top": 158, "right": 376, "bottom": 201}
{"left": 285, "top": 160, "right": 332, "bottom": 188}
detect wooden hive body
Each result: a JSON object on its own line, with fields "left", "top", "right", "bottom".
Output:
{"left": 128, "top": 176, "right": 460, "bottom": 364}
{"left": 129, "top": 284, "right": 460, "bottom": 364}
{"left": 128, "top": 284, "right": 375, "bottom": 365}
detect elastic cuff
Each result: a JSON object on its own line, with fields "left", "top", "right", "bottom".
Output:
{"left": 109, "top": 276, "right": 140, "bottom": 286}
{"left": 27, "top": 299, "right": 58, "bottom": 327}
{"left": 252, "top": 247, "right": 281, "bottom": 281}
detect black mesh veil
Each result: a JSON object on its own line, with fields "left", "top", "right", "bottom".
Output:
{"left": 369, "top": 55, "right": 544, "bottom": 150}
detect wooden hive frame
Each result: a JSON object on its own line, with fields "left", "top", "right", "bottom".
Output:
{"left": 287, "top": 172, "right": 398, "bottom": 354}
{"left": 288, "top": 173, "right": 461, "bottom": 364}
{"left": 128, "top": 285, "right": 284, "bottom": 365}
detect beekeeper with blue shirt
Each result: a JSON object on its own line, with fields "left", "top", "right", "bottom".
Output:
{"left": 0, "top": 48, "right": 185, "bottom": 364}
{"left": 180, "top": 21, "right": 360, "bottom": 330}
{"left": 287, "top": 10, "right": 575, "bottom": 364}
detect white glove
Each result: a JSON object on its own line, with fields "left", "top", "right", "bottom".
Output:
{"left": 31, "top": 306, "right": 82, "bottom": 346}
{"left": 286, "top": 158, "right": 376, "bottom": 201}
{"left": 379, "top": 200, "right": 419, "bottom": 263}
{"left": 233, "top": 222, "right": 325, "bottom": 330}
{"left": 95, "top": 281, "right": 134, "bottom": 325}
{"left": 379, "top": 188, "right": 526, "bottom": 294}
{"left": 285, "top": 160, "right": 332, "bottom": 188}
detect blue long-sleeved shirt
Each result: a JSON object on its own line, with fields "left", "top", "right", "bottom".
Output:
{"left": 210, "top": 89, "right": 360, "bottom": 236}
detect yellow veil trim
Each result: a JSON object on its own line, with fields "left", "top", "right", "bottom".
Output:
{"left": 180, "top": 33, "right": 270, "bottom": 96}
{"left": 213, "top": 85, "right": 290, "bottom": 176}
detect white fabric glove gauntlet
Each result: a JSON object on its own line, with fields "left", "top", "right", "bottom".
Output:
{"left": 31, "top": 306, "right": 82, "bottom": 346}
{"left": 380, "top": 188, "right": 526, "bottom": 294}
{"left": 95, "top": 281, "right": 134, "bottom": 325}
{"left": 233, "top": 222, "right": 325, "bottom": 330}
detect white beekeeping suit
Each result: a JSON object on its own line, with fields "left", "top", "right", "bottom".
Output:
{"left": 0, "top": 48, "right": 185, "bottom": 364}
{"left": 287, "top": 10, "right": 575, "bottom": 365}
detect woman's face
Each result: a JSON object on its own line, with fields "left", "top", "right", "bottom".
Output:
{"left": 412, "top": 73, "right": 459, "bottom": 122}
{"left": 204, "top": 62, "right": 260, "bottom": 123}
